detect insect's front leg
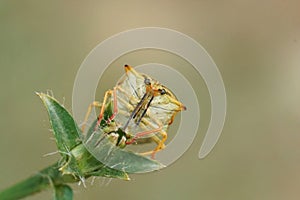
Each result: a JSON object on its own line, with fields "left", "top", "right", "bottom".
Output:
{"left": 106, "top": 87, "right": 118, "bottom": 123}
{"left": 82, "top": 87, "right": 119, "bottom": 133}
{"left": 96, "top": 87, "right": 118, "bottom": 128}
{"left": 81, "top": 101, "right": 102, "bottom": 132}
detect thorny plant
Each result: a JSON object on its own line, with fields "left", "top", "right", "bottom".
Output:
{"left": 0, "top": 65, "right": 185, "bottom": 200}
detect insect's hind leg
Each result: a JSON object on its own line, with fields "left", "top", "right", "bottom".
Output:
{"left": 139, "top": 130, "right": 167, "bottom": 158}
{"left": 126, "top": 119, "right": 167, "bottom": 158}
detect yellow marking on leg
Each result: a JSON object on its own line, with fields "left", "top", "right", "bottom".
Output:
{"left": 107, "top": 87, "right": 118, "bottom": 122}
{"left": 97, "top": 90, "right": 113, "bottom": 125}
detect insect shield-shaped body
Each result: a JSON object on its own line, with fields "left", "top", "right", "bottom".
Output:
{"left": 83, "top": 65, "right": 186, "bottom": 159}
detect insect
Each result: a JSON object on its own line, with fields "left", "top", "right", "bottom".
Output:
{"left": 82, "top": 65, "right": 186, "bottom": 158}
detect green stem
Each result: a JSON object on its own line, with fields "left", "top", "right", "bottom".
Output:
{"left": 0, "top": 163, "right": 77, "bottom": 200}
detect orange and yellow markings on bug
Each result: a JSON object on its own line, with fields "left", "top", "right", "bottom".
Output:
{"left": 82, "top": 65, "right": 186, "bottom": 158}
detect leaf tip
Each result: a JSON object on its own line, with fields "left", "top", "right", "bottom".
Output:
{"left": 36, "top": 92, "right": 47, "bottom": 100}
{"left": 35, "top": 91, "right": 42, "bottom": 97}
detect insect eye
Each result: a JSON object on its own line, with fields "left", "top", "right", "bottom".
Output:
{"left": 144, "top": 78, "right": 151, "bottom": 85}
{"left": 159, "top": 88, "right": 166, "bottom": 95}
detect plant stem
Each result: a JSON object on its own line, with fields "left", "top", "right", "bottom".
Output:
{"left": 0, "top": 163, "right": 77, "bottom": 200}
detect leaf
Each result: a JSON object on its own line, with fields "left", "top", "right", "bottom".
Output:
{"left": 37, "top": 93, "right": 129, "bottom": 180}
{"left": 54, "top": 184, "right": 73, "bottom": 200}
{"left": 37, "top": 93, "right": 81, "bottom": 158}
{"left": 62, "top": 143, "right": 130, "bottom": 180}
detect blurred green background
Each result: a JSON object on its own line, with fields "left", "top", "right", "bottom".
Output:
{"left": 1, "top": 1, "right": 300, "bottom": 200}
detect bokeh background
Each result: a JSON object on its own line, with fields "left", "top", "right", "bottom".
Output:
{"left": 1, "top": 1, "right": 300, "bottom": 200}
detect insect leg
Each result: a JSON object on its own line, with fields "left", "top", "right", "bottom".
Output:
{"left": 138, "top": 111, "right": 169, "bottom": 158}
{"left": 81, "top": 101, "right": 102, "bottom": 132}
{"left": 96, "top": 89, "right": 114, "bottom": 128}
{"left": 125, "top": 125, "right": 162, "bottom": 145}
{"left": 139, "top": 130, "right": 167, "bottom": 158}
{"left": 107, "top": 87, "right": 118, "bottom": 123}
